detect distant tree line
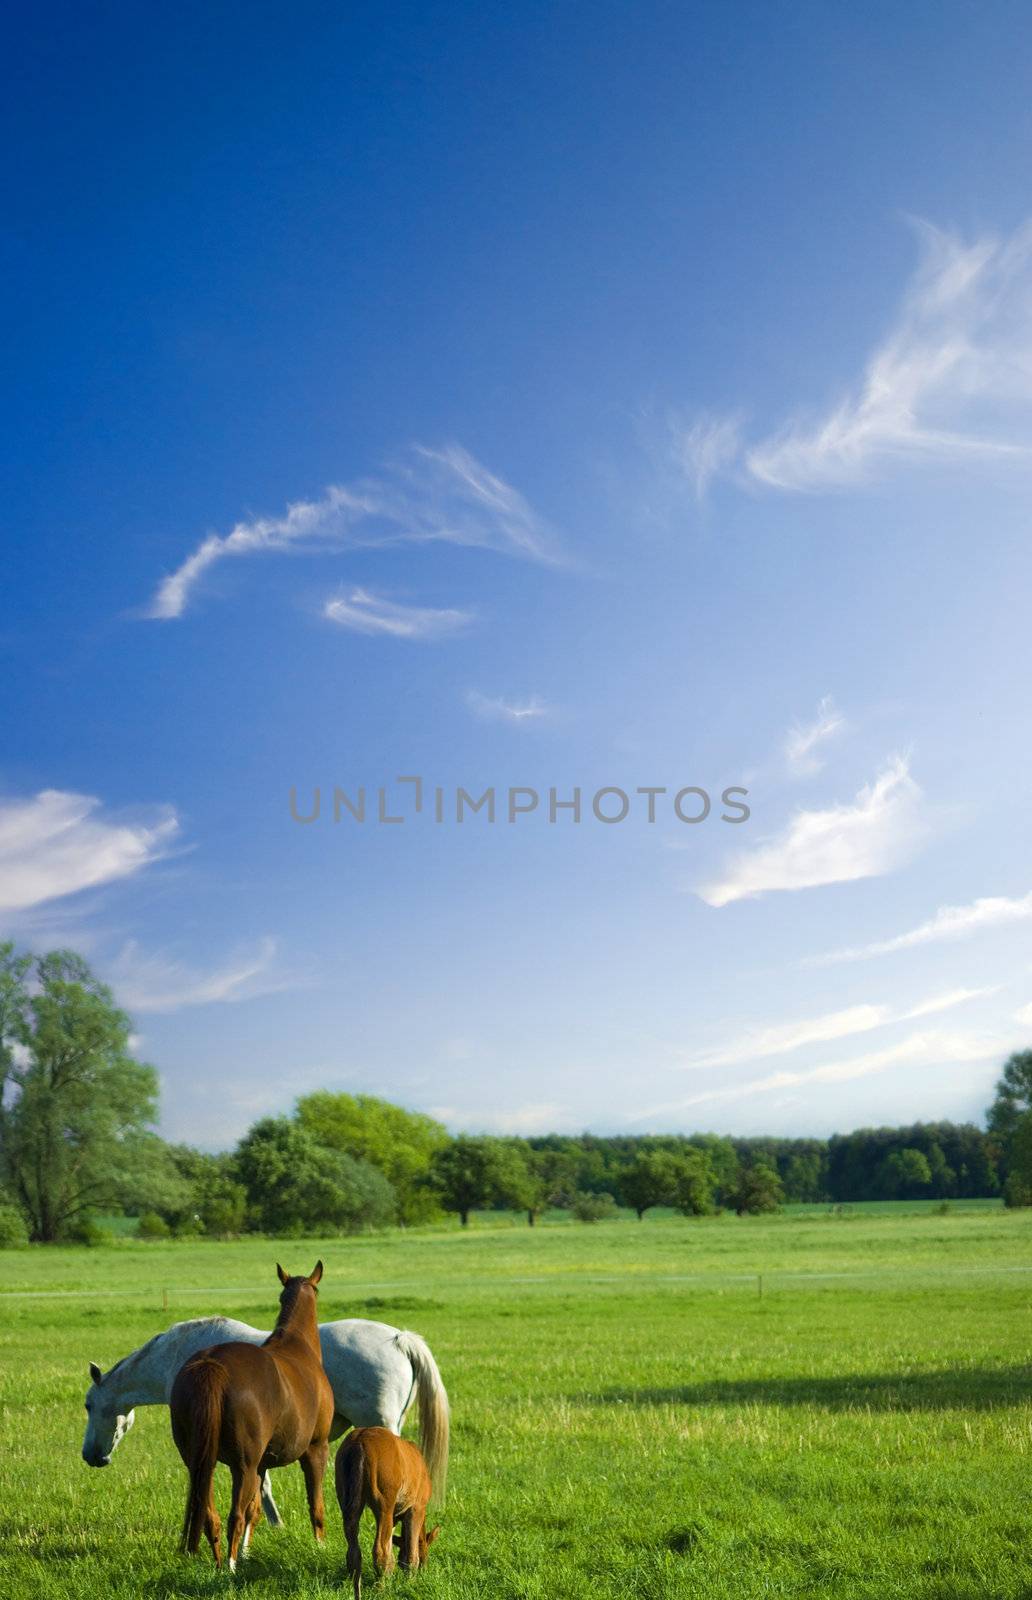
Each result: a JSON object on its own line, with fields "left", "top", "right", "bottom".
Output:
{"left": 0, "top": 941, "right": 1028, "bottom": 1246}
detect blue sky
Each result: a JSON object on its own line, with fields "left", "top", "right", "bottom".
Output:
{"left": 4, "top": 2, "right": 1032, "bottom": 1145}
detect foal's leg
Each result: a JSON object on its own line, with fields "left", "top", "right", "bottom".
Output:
{"left": 227, "top": 1465, "right": 261, "bottom": 1573}
{"left": 344, "top": 1505, "right": 363, "bottom": 1600}
{"left": 397, "top": 1508, "right": 419, "bottom": 1570}
{"left": 372, "top": 1496, "right": 396, "bottom": 1579}
{"left": 299, "top": 1441, "right": 329, "bottom": 1542}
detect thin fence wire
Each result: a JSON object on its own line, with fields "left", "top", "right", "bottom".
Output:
{"left": 4, "top": 1262, "right": 1032, "bottom": 1302}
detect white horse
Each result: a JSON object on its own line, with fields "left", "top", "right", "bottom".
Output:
{"left": 82, "top": 1316, "right": 449, "bottom": 1523}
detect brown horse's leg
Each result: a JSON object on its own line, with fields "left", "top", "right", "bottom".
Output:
{"left": 205, "top": 1502, "right": 223, "bottom": 1568}
{"left": 372, "top": 1495, "right": 396, "bottom": 1579}
{"left": 299, "top": 1441, "right": 329, "bottom": 1543}
{"left": 241, "top": 1484, "right": 263, "bottom": 1558}
{"left": 227, "top": 1465, "right": 261, "bottom": 1572}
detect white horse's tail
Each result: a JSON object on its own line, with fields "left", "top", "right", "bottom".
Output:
{"left": 394, "top": 1330, "right": 449, "bottom": 1504}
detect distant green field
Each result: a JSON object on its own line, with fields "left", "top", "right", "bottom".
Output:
{"left": 2, "top": 1203, "right": 1030, "bottom": 1599}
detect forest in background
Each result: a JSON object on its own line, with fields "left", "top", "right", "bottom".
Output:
{"left": 1, "top": 943, "right": 1029, "bottom": 1244}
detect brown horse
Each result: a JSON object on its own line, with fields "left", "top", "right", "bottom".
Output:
{"left": 170, "top": 1262, "right": 334, "bottom": 1571}
{"left": 335, "top": 1426, "right": 440, "bottom": 1599}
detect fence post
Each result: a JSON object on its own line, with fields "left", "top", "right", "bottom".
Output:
{"left": 162, "top": 1288, "right": 168, "bottom": 1313}
{"left": 757, "top": 1273, "right": 763, "bottom": 1299}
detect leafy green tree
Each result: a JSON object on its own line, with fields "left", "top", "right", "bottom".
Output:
{"left": 926, "top": 1142, "right": 956, "bottom": 1198}
{"left": 0, "top": 946, "right": 162, "bottom": 1241}
{"left": 728, "top": 1161, "right": 784, "bottom": 1215}
{"left": 233, "top": 1117, "right": 394, "bottom": 1234}
{"left": 987, "top": 1050, "right": 1032, "bottom": 1150}
{"left": 672, "top": 1149, "right": 717, "bottom": 1216}
{"left": 161, "top": 1145, "right": 247, "bottom": 1237}
{"left": 617, "top": 1150, "right": 684, "bottom": 1219}
{"left": 784, "top": 1151, "right": 825, "bottom": 1203}
{"left": 296, "top": 1092, "right": 448, "bottom": 1224}
{"left": 688, "top": 1135, "right": 740, "bottom": 1201}
{"left": 1004, "top": 1113, "right": 1032, "bottom": 1207}
{"left": 429, "top": 1135, "right": 527, "bottom": 1225}
{"left": 876, "top": 1146, "right": 932, "bottom": 1199}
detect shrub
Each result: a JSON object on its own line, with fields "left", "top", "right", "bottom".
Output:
{"left": 137, "top": 1210, "right": 171, "bottom": 1239}
{"left": 68, "top": 1216, "right": 115, "bottom": 1247}
{"left": 0, "top": 1202, "right": 29, "bottom": 1249}
{"left": 572, "top": 1190, "right": 617, "bottom": 1223}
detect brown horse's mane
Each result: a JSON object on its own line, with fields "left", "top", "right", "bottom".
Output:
{"left": 264, "top": 1273, "right": 320, "bottom": 1350}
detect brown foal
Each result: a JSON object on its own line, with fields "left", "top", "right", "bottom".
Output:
{"left": 336, "top": 1426, "right": 440, "bottom": 1599}
{"left": 170, "top": 1261, "right": 334, "bottom": 1570}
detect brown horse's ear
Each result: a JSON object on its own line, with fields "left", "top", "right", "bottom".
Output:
{"left": 308, "top": 1260, "right": 323, "bottom": 1286}
{"left": 276, "top": 1263, "right": 289, "bottom": 1286}
{"left": 427, "top": 1525, "right": 441, "bottom": 1544}
{"left": 89, "top": 1361, "right": 103, "bottom": 1385}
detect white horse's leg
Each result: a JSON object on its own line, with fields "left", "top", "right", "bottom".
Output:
{"left": 261, "top": 1471, "right": 283, "bottom": 1527}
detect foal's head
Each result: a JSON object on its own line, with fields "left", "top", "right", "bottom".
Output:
{"left": 273, "top": 1260, "right": 323, "bottom": 1330}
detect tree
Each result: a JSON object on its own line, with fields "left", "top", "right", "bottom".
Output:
{"left": 987, "top": 1050, "right": 1032, "bottom": 1150}
{"left": 1004, "top": 1113, "right": 1032, "bottom": 1207}
{"left": 671, "top": 1149, "right": 717, "bottom": 1216}
{"left": 296, "top": 1092, "right": 448, "bottom": 1224}
{"left": 876, "top": 1147, "right": 932, "bottom": 1200}
{"left": 617, "top": 1150, "right": 683, "bottom": 1219}
{"left": 728, "top": 1161, "right": 784, "bottom": 1215}
{"left": 784, "top": 1151, "right": 825, "bottom": 1203}
{"left": 161, "top": 1145, "right": 247, "bottom": 1237}
{"left": 428, "top": 1136, "right": 525, "bottom": 1226}
{"left": 233, "top": 1118, "right": 395, "bottom": 1234}
{"left": 0, "top": 946, "right": 162, "bottom": 1241}
{"left": 926, "top": 1142, "right": 956, "bottom": 1198}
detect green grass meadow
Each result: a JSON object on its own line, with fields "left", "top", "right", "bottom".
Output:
{"left": 2, "top": 1203, "right": 1031, "bottom": 1599}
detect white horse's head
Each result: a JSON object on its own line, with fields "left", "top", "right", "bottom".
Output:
{"left": 82, "top": 1362, "right": 135, "bottom": 1466}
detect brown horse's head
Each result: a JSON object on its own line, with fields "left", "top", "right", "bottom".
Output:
{"left": 273, "top": 1260, "right": 323, "bottom": 1323}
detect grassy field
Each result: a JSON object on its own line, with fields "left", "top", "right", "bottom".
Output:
{"left": 2, "top": 1203, "right": 1031, "bottom": 1599}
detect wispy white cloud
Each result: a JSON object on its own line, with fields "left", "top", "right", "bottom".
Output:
{"left": 640, "top": 1028, "right": 1007, "bottom": 1118}
{"left": 812, "top": 889, "right": 1032, "bottom": 965}
{"left": 668, "top": 411, "right": 744, "bottom": 500}
{"left": 146, "top": 444, "right": 560, "bottom": 619}
{"left": 465, "top": 690, "right": 552, "bottom": 723}
{"left": 1014, "top": 1002, "right": 1032, "bottom": 1028}
{"left": 431, "top": 1101, "right": 568, "bottom": 1135}
{"left": 698, "top": 755, "right": 924, "bottom": 908}
{"left": 107, "top": 936, "right": 286, "bottom": 1014}
{"left": 784, "top": 695, "right": 845, "bottom": 776}
{"left": 323, "top": 588, "right": 473, "bottom": 639}
{"left": 679, "top": 985, "right": 992, "bottom": 1071}
{"left": 0, "top": 790, "right": 179, "bottom": 918}
{"left": 674, "top": 221, "right": 1032, "bottom": 496}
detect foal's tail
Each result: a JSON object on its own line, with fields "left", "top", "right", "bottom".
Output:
{"left": 178, "top": 1359, "right": 226, "bottom": 1554}
{"left": 394, "top": 1330, "right": 450, "bottom": 1504}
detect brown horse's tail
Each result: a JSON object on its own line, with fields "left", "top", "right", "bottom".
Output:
{"left": 394, "top": 1330, "right": 449, "bottom": 1505}
{"left": 179, "top": 1359, "right": 226, "bottom": 1554}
